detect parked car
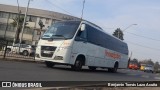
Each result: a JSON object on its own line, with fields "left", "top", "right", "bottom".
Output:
{"left": 129, "top": 62, "right": 139, "bottom": 70}
{"left": 4, "top": 44, "right": 35, "bottom": 56}
{"left": 140, "top": 64, "right": 146, "bottom": 71}
{"left": 144, "top": 65, "right": 154, "bottom": 73}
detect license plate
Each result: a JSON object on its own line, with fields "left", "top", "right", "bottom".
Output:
{"left": 43, "top": 51, "right": 51, "bottom": 54}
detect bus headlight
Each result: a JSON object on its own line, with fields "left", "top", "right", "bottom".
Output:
{"left": 58, "top": 46, "right": 69, "bottom": 51}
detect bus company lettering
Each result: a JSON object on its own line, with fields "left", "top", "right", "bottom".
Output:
{"left": 45, "top": 42, "right": 55, "bottom": 45}
{"left": 105, "top": 50, "right": 121, "bottom": 59}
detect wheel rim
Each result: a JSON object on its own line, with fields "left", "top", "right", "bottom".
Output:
{"left": 72, "top": 60, "right": 82, "bottom": 70}
{"left": 6, "top": 49, "right": 10, "bottom": 53}
{"left": 23, "top": 51, "right": 28, "bottom": 56}
{"left": 114, "top": 64, "right": 118, "bottom": 72}
{"left": 76, "top": 60, "right": 82, "bottom": 68}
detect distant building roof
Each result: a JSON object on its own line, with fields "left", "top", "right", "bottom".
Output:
{"left": 0, "top": 4, "right": 79, "bottom": 20}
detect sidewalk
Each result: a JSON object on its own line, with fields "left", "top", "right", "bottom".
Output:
{"left": 0, "top": 55, "right": 43, "bottom": 63}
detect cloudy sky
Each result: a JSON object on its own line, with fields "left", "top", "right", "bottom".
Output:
{"left": 0, "top": 0, "right": 160, "bottom": 62}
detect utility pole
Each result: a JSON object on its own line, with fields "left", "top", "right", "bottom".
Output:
{"left": 18, "top": 0, "right": 31, "bottom": 53}
{"left": 19, "top": 0, "right": 31, "bottom": 44}
{"left": 81, "top": 0, "right": 85, "bottom": 20}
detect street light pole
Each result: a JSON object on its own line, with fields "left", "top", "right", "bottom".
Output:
{"left": 81, "top": 0, "right": 85, "bottom": 20}
{"left": 19, "top": 0, "right": 31, "bottom": 44}
{"left": 118, "top": 24, "right": 137, "bottom": 39}
{"left": 117, "top": 28, "right": 120, "bottom": 39}
{"left": 122, "top": 24, "right": 137, "bottom": 32}
{"left": 13, "top": 0, "right": 20, "bottom": 45}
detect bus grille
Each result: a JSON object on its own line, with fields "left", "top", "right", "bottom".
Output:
{"left": 41, "top": 46, "right": 56, "bottom": 57}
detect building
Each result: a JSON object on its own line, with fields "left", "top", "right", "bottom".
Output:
{"left": 0, "top": 4, "right": 79, "bottom": 45}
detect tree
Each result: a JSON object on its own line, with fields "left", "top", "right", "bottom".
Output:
{"left": 154, "top": 62, "right": 160, "bottom": 71}
{"left": 11, "top": 17, "right": 22, "bottom": 43}
{"left": 139, "top": 59, "right": 154, "bottom": 65}
{"left": 38, "top": 20, "right": 45, "bottom": 29}
{"left": 11, "top": 15, "right": 29, "bottom": 43}
{"left": 132, "top": 58, "right": 139, "bottom": 64}
{"left": 130, "top": 58, "right": 140, "bottom": 67}
{"left": 38, "top": 19, "right": 45, "bottom": 38}
{"left": 112, "top": 28, "right": 124, "bottom": 40}
{"left": 147, "top": 59, "right": 154, "bottom": 65}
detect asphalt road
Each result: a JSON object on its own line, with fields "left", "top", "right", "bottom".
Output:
{"left": 0, "top": 60, "right": 160, "bottom": 82}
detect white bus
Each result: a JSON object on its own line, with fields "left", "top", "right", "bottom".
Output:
{"left": 35, "top": 20, "right": 129, "bottom": 72}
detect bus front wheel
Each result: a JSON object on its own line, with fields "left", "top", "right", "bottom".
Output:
{"left": 71, "top": 59, "right": 83, "bottom": 71}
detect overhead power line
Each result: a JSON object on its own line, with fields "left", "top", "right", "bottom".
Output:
{"left": 126, "top": 41, "right": 160, "bottom": 51}
{"left": 45, "top": 0, "right": 73, "bottom": 15}
{"left": 125, "top": 31, "right": 160, "bottom": 42}
{"left": 42, "top": 0, "right": 160, "bottom": 52}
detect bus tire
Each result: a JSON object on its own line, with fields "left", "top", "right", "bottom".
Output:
{"left": 45, "top": 61, "right": 55, "bottom": 68}
{"left": 108, "top": 63, "right": 118, "bottom": 73}
{"left": 23, "top": 50, "right": 29, "bottom": 56}
{"left": 71, "top": 58, "right": 83, "bottom": 71}
{"left": 88, "top": 66, "right": 96, "bottom": 71}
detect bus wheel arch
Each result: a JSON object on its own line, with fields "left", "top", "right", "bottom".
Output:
{"left": 114, "top": 61, "right": 119, "bottom": 71}
{"left": 108, "top": 61, "right": 119, "bottom": 73}
{"left": 71, "top": 54, "right": 86, "bottom": 71}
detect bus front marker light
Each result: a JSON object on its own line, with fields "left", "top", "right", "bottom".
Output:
{"left": 54, "top": 56, "right": 63, "bottom": 60}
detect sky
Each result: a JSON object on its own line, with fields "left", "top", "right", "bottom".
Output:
{"left": 0, "top": 0, "right": 160, "bottom": 63}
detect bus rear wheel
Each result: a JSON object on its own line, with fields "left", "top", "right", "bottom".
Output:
{"left": 45, "top": 61, "right": 55, "bottom": 68}
{"left": 108, "top": 63, "right": 118, "bottom": 73}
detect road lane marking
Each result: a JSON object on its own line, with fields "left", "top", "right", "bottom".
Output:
{"left": 154, "top": 77, "right": 160, "bottom": 80}
{"left": 141, "top": 75, "right": 149, "bottom": 78}
{"left": 126, "top": 73, "right": 138, "bottom": 76}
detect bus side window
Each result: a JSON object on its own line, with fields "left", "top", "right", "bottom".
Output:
{"left": 75, "top": 28, "right": 87, "bottom": 41}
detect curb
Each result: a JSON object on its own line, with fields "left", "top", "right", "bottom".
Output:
{"left": 0, "top": 57, "right": 43, "bottom": 64}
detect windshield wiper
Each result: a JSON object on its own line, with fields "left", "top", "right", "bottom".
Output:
{"left": 52, "top": 35, "right": 67, "bottom": 39}
{"left": 41, "top": 35, "right": 67, "bottom": 41}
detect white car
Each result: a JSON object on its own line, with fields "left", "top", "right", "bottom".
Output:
{"left": 144, "top": 65, "right": 154, "bottom": 73}
{"left": 4, "top": 44, "right": 35, "bottom": 56}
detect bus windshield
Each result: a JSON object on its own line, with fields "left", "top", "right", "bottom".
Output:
{"left": 41, "top": 21, "right": 80, "bottom": 40}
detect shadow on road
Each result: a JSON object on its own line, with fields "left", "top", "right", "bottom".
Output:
{"left": 39, "top": 64, "right": 126, "bottom": 74}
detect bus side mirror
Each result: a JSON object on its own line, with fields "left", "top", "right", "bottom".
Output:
{"left": 81, "top": 24, "right": 86, "bottom": 31}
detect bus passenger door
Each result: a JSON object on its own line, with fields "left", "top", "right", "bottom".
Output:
{"left": 72, "top": 25, "right": 88, "bottom": 64}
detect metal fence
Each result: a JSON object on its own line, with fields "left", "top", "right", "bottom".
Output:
{"left": 0, "top": 40, "right": 7, "bottom": 58}
{"left": 0, "top": 40, "right": 35, "bottom": 60}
